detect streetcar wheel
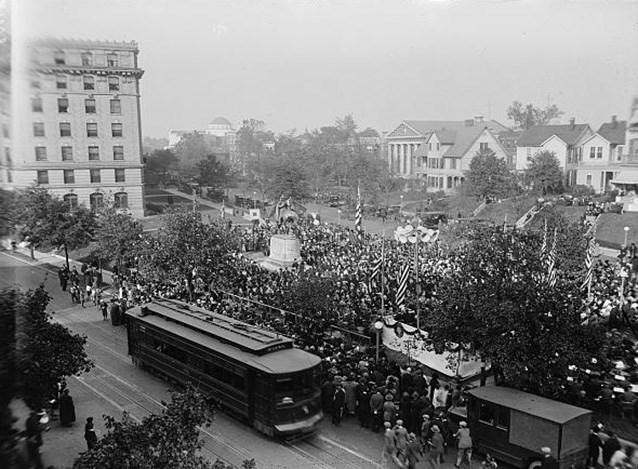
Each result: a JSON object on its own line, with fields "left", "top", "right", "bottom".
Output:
{"left": 528, "top": 460, "right": 543, "bottom": 469}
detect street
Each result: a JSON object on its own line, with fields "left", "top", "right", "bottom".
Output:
{"left": 1, "top": 250, "right": 463, "bottom": 469}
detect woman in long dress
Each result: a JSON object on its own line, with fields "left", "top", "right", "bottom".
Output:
{"left": 59, "top": 389, "right": 76, "bottom": 427}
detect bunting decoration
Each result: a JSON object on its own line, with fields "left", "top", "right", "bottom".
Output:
{"left": 581, "top": 227, "right": 596, "bottom": 295}
{"left": 540, "top": 219, "right": 548, "bottom": 258}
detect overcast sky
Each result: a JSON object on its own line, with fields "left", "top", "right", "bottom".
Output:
{"left": 12, "top": 0, "right": 638, "bottom": 138}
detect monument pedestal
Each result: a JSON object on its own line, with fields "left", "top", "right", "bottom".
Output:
{"left": 260, "top": 234, "right": 301, "bottom": 271}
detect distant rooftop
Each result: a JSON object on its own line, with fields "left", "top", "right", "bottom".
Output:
{"left": 517, "top": 123, "right": 590, "bottom": 147}
{"left": 30, "top": 37, "right": 139, "bottom": 51}
{"left": 210, "top": 116, "right": 232, "bottom": 126}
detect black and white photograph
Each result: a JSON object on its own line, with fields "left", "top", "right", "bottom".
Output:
{"left": 1, "top": 0, "right": 638, "bottom": 468}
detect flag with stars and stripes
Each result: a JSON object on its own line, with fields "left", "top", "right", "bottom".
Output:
{"left": 581, "top": 229, "right": 596, "bottom": 293}
{"left": 370, "top": 257, "right": 383, "bottom": 285}
{"left": 546, "top": 228, "right": 558, "bottom": 287}
{"left": 540, "top": 219, "right": 548, "bottom": 258}
{"left": 395, "top": 264, "right": 410, "bottom": 307}
{"left": 355, "top": 185, "right": 363, "bottom": 242}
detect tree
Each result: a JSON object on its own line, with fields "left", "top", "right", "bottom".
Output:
{"left": 95, "top": 205, "right": 143, "bottom": 273}
{"left": 525, "top": 150, "right": 564, "bottom": 195}
{"left": 263, "top": 155, "right": 310, "bottom": 200}
{"left": 506, "top": 101, "right": 564, "bottom": 130}
{"left": 142, "top": 136, "right": 169, "bottom": 155}
{"left": 425, "top": 226, "right": 606, "bottom": 402}
{"left": 236, "top": 119, "right": 266, "bottom": 159}
{"left": 465, "top": 149, "right": 513, "bottom": 200}
{"left": 17, "top": 188, "right": 97, "bottom": 269}
{"left": 135, "top": 211, "right": 233, "bottom": 284}
{"left": 195, "top": 154, "right": 230, "bottom": 194}
{"left": 173, "top": 132, "right": 217, "bottom": 171}
{"left": 144, "top": 149, "right": 179, "bottom": 187}
{"left": 0, "top": 187, "right": 15, "bottom": 237}
{"left": 73, "top": 385, "right": 256, "bottom": 469}
{"left": 17, "top": 286, "right": 93, "bottom": 410}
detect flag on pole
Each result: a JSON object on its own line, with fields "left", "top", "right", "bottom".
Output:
{"left": 546, "top": 228, "right": 558, "bottom": 287}
{"left": 581, "top": 227, "right": 597, "bottom": 293}
{"left": 540, "top": 219, "right": 548, "bottom": 258}
{"left": 370, "top": 257, "right": 383, "bottom": 284}
{"left": 220, "top": 200, "right": 226, "bottom": 219}
{"left": 395, "top": 264, "right": 410, "bottom": 307}
{"left": 355, "top": 185, "right": 363, "bottom": 242}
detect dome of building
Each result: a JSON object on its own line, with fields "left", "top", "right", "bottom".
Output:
{"left": 210, "top": 116, "right": 232, "bottom": 126}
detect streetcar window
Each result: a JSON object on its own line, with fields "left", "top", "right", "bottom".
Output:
{"left": 479, "top": 402, "right": 495, "bottom": 425}
{"left": 275, "top": 378, "right": 293, "bottom": 395}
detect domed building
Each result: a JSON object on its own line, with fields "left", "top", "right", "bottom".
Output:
{"left": 206, "top": 116, "right": 234, "bottom": 137}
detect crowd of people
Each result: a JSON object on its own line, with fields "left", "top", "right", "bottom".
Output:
{"left": 65, "top": 208, "right": 638, "bottom": 468}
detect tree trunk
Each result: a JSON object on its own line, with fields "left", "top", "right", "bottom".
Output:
{"left": 64, "top": 244, "right": 69, "bottom": 270}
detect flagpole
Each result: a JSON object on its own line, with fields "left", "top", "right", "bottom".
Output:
{"left": 381, "top": 227, "right": 386, "bottom": 317}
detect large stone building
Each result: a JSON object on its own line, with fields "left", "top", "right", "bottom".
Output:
{"left": 168, "top": 116, "right": 237, "bottom": 159}
{"left": 6, "top": 37, "right": 146, "bottom": 217}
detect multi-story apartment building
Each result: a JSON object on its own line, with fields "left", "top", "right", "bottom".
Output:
{"left": 7, "top": 37, "right": 145, "bottom": 217}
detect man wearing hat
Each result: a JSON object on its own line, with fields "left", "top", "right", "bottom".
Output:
{"left": 427, "top": 424, "right": 445, "bottom": 469}
{"left": 370, "top": 387, "right": 384, "bottom": 432}
{"left": 540, "top": 447, "right": 558, "bottom": 469}
{"left": 454, "top": 421, "right": 472, "bottom": 468}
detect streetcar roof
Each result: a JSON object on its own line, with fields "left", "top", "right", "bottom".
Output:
{"left": 134, "top": 312, "right": 321, "bottom": 373}
{"left": 130, "top": 299, "right": 294, "bottom": 355}
{"left": 468, "top": 386, "right": 591, "bottom": 424}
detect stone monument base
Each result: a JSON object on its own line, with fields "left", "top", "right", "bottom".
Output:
{"left": 260, "top": 234, "right": 301, "bottom": 271}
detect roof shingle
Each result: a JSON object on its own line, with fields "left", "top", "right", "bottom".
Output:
{"left": 598, "top": 121, "right": 626, "bottom": 145}
{"left": 517, "top": 124, "right": 590, "bottom": 147}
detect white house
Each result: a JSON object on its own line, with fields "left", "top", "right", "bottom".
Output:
{"left": 418, "top": 126, "right": 509, "bottom": 193}
{"left": 576, "top": 117, "right": 626, "bottom": 193}
{"left": 515, "top": 119, "right": 593, "bottom": 186}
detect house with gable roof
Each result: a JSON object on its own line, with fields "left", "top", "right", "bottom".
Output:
{"left": 515, "top": 119, "right": 593, "bottom": 186}
{"left": 385, "top": 117, "right": 509, "bottom": 179}
{"left": 417, "top": 125, "right": 510, "bottom": 192}
{"left": 576, "top": 116, "right": 626, "bottom": 193}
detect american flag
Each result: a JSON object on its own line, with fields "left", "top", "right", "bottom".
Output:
{"left": 546, "top": 228, "right": 558, "bottom": 287}
{"left": 581, "top": 230, "right": 596, "bottom": 293}
{"left": 370, "top": 257, "right": 383, "bottom": 285}
{"left": 540, "top": 219, "right": 548, "bottom": 258}
{"left": 355, "top": 185, "right": 363, "bottom": 242}
{"left": 395, "top": 264, "right": 410, "bottom": 307}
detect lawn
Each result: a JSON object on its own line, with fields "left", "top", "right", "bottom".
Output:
{"left": 479, "top": 196, "right": 538, "bottom": 223}
{"left": 595, "top": 213, "right": 638, "bottom": 248}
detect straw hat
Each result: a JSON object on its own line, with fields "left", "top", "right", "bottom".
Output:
{"left": 459, "top": 421, "right": 467, "bottom": 427}
{"left": 431, "top": 425, "right": 440, "bottom": 432}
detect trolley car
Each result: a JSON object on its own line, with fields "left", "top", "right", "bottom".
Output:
{"left": 125, "top": 298, "right": 323, "bottom": 437}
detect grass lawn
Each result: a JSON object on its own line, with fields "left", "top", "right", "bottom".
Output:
{"left": 596, "top": 213, "right": 638, "bottom": 248}
{"left": 145, "top": 194, "right": 192, "bottom": 204}
{"left": 144, "top": 187, "right": 173, "bottom": 196}
{"left": 479, "top": 196, "right": 537, "bottom": 223}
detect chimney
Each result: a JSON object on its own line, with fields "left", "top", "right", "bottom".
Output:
{"left": 465, "top": 119, "right": 474, "bottom": 127}
{"left": 570, "top": 118, "right": 575, "bottom": 130}
{"left": 612, "top": 115, "right": 618, "bottom": 128}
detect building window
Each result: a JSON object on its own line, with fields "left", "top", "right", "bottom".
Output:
{"left": 81, "top": 52, "right": 93, "bottom": 66}
{"left": 618, "top": 146, "right": 624, "bottom": 161}
{"left": 37, "top": 170, "right": 49, "bottom": 185}
{"left": 114, "top": 192, "right": 128, "bottom": 209}
{"left": 54, "top": 50, "right": 65, "bottom": 65}
{"left": 60, "top": 122, "right": 72, "bottom": 137}
{"left": 87, "top": 123, "right": 98, "bottom": 137}
{"left": 479, "top": 142, "right": 489, "bottom": 151}
{"left": 31, "top": 97, "right": 43, "bottom": 112}
{"left": 33, "top": 122, "right": 45, "bottom": 137}
{"left": 108, "top": 76, "right": 119, "bottom": 91}
{"left": 63, "top": 169, "right": 75, "bottom": 184}
{"left": 30, "top": 79, "right": 40, "bottom": 90}
{"left": 436, "top": 143, "right": 440, "bottom": 151}
{"left": 83, "top": 75, "right": 95, "bottom": 90}
{"left": 85, "top": 99, "right": 96, "bottom": 114}
{"left": 526, "top": 148, "right": 532, "bottom": 161}
{"left": 35, "top": 146, "right": 47, "bottom": 161}
{"left": 61, "top": 146, "right": 73, "bottom": 161}
{"left": 6, "top": 171, "right": 11, "bottom": 183}
{"left": 5, "top": 147, "right": 11, "bottom": 166}
{"left": 63, "top": 194, "right": 78, "bottom": 209}
{"left": 597, "top": 147, "right": 603, "bottom": 159}
{"left": 449, "top": 158, "right": 457, "bottom": 170}
{"left": 56, "top": 75, "right": 67, "bottom": 90}
{"left": 90, "top": 169, "right": 101, "bottom": 183}
{"left": 586, "top": 174, "right": 592, "bottom": 186}
{"left": 115, "top": 168, "right": 125, "bottom": 183}
{"left": 58, "top": 98, "right": 69, "bottom": 113}
{"left": 88, "top": 146, "right": 100, "bottom": 161}
{"left": 90, "top": 193, "right": 104, "bottom": 211}
{"left": 107, "top": 53, "right": 119, "bottom": 67}
{"left": 2, "top": 124, "right": 8, "bottom": 138}
{"left": 111, "top": 123, "right": 123, "bottom": 137}
{"left": 110, "top": 99, "right": 121, "bottom": 114}
{"left": 113, "top": 145, "right": 124, "bottom": 160}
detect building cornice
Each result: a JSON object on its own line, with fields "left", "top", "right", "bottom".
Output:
{"left": 30, "top": 37, "right": 139, "bottom": 52}
{"left": 36, "top": 65, "right": 144, "bottom": 79}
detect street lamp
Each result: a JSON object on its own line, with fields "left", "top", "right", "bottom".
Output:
{"left": 394, "top": 223, "right": 439, "bottom": 331}
{"left": 624, "top": 226, "right": 630, "bottom": 247}
{"left": 253, "top": 191, "right": 257, "bottom": 210}
{"left": 337, "top": 209, "right": 342, "bottom": 224}
{"left": 374, "top": 320, "right": 384, "bottom": 363}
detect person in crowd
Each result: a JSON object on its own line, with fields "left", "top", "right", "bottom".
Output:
{"left": 332, "top": 381, "right": 346, "bottom": 426}
{"left": 426, "top": 424, "right": 444, "bottom": 469}
{"left": 405, "top": 432, "right": 423, "bottom": 469}
{"left": 343, "top": 373, "right": 358, "bottom": 416}
{"left": 321, "top": 376, "right": 336, "bottom": 416}
{"left": 84, "top": 417, "right": 98, "bottom": 451}
{"left": 454, "top": 421, "right": 472, "bottom": 468}
{"left": 587, "top": 425, "right": 603, "bottom": 469}
{"left": 382, "top": 421, "right": 405, "bottom": 469}
{"left": 603, "top": 431, "right": 621, "bottom": 467}
{"left": 357, "top": 381, "right": 371, "bottom": 428}
{"left": 59, "top": 389, "right": 76, "bottom": 427}
{"left": 540, "top": 447, "right": 558, "bottom": 469}
{"left": 383, "top": 393, "right": 398, "bottom": 427}
{"left": 394, "top": 419, "right": 409, "bottom": 461}
{"left": 58, "top": 266, "right": 69, "bottom": 291}
{"left": 482, "top": 453, "right": 498, "bottom": 469}
{"left": 370, "top": 387, "right": 385, "bottom": 432}
{"left": 99, "top": 299, "right": 108, "bottom": 321}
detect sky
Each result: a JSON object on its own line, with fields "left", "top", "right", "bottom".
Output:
{"left": 11, "top": 0, "right": 638, "bottom": 138}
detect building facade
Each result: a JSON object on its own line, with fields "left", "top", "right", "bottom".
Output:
{"left": 168, "top": 116, "right": 237, "bottom": 160}
{"left": 7, "top": 37, "right": 146, "bottom": 216}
